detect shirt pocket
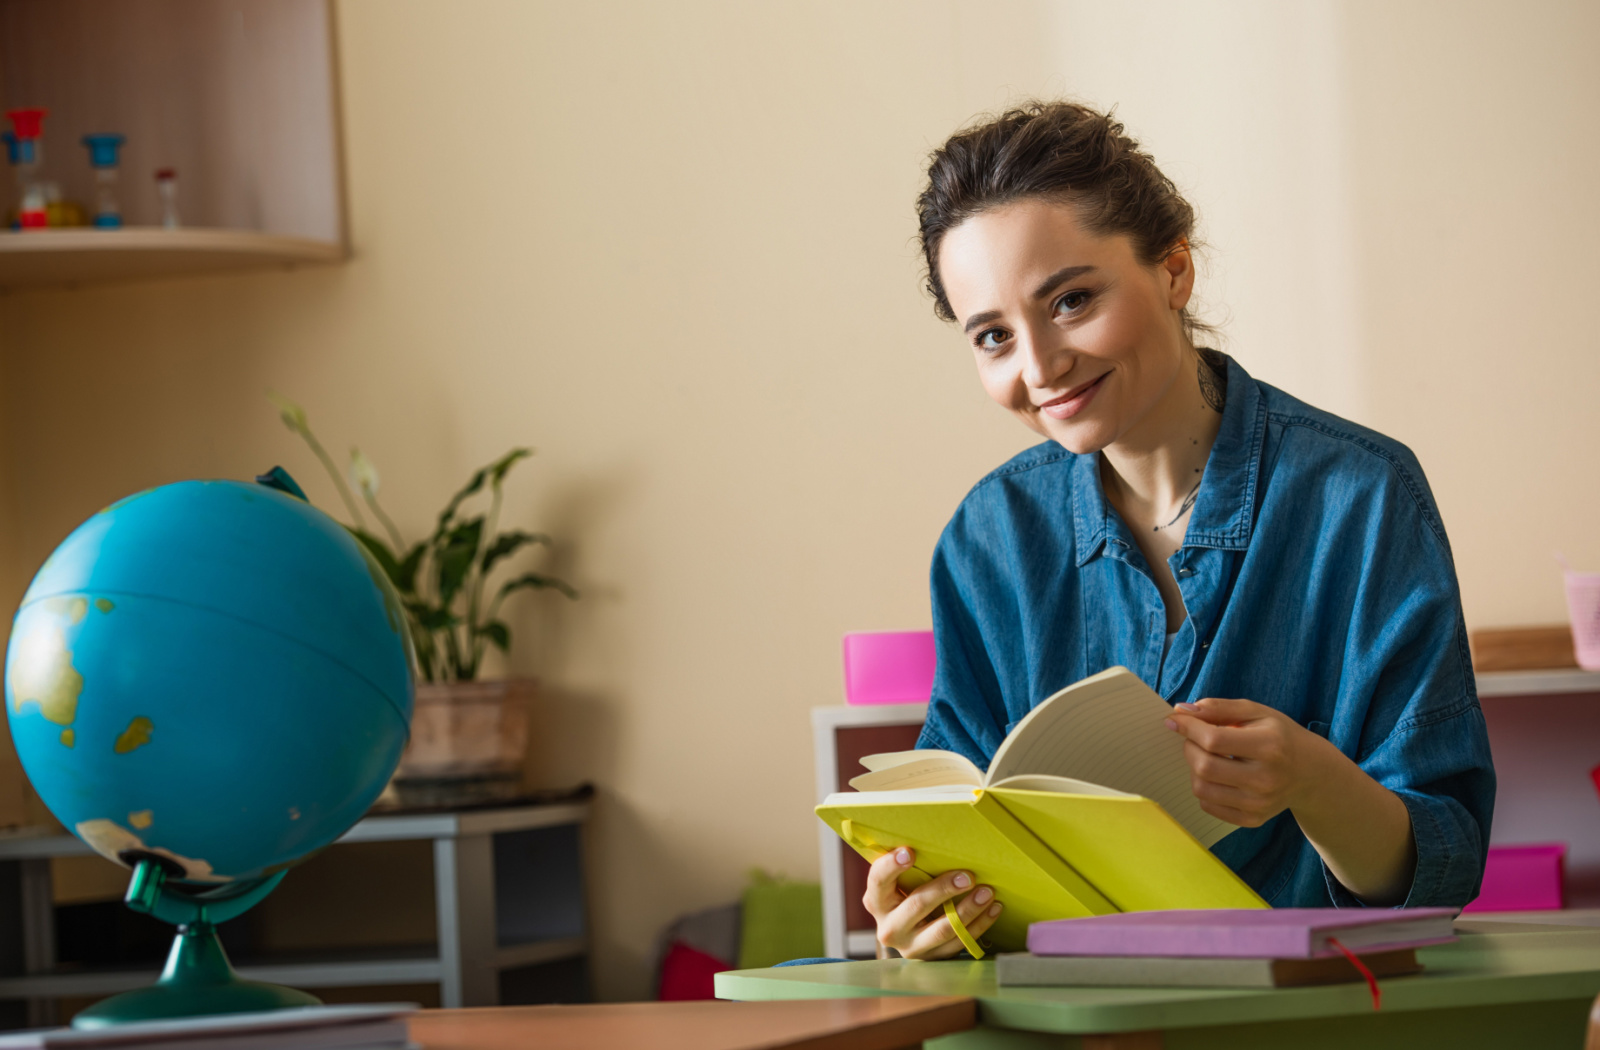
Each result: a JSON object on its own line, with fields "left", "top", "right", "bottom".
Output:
{"left": 1304, "top": 719, "right": 1331, "bottom": 738}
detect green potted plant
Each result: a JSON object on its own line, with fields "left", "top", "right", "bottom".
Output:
{"left": 271, "top": 395, "right": 577, "bottom": 804}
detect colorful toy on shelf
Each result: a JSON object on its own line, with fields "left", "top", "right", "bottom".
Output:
{"left": 155, "top": 167, "right": 180, "bottom": 228}
{"left": 5, "top": 107, "right": 48, "bottom": 228}
{"left": 82, "top": 133, "right": 126, "bottom": 228}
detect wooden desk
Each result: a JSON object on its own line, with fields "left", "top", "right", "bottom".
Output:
{"left": 715, "top": 921, "right": 1600, "bottom": 1049}
{"left": 408, "top": 997, "right": 976, "bottom": 1050}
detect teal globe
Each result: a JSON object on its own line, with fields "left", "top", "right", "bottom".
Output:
{"left": 5, "top": 477, "right": 413, "bottom": 886}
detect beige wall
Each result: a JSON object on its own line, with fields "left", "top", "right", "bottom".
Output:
{"left": 1340, "top": 0, "right": 1600, "bottom": 626}
{"left": 0, "top": 0, "right": 1595, "bottom": 999}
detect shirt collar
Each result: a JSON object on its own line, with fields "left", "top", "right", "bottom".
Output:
{"left": 1071, "top": 354, "right": 1265, "bottom": 567}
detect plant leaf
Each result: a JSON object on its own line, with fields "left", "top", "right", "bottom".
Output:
{"left": 476, "top": 620, "right": 511, "bottom": 652}
{"left": 496, "top": 571, "right": 579, "bottom": 603}
{"left": 347, "top": 527, "right": 402, "bottom": 584}
{"left": 396, "top": 542, "right": 427, "bottom": 593}
{"left": 486, "top": 448, "right": 533, "bottom": 488}
{"left": 405, "top": 601, "right": 459, "bottom": 632}
{"left": 479, "top": 530, "right": 551, "bottom": 575}
{"left": 433, "top": 468, "right": 488, "bottom": 541}
{"left": 435, "top": 517, "right": 484, "bottom": 607}
{"left": 430, "top": 449, "right": 534, "bottom": 542}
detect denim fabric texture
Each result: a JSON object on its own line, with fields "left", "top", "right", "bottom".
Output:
{"left": 918, "top": 355, "right": 1494, "bottom": 909}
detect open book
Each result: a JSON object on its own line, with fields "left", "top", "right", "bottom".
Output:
{"left": 817, "top": 667, "right": 1266, "bottom": 955}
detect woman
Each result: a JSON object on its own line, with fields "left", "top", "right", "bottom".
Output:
{"left": 865, "top": 102, "right": 1494, "bottom": 960}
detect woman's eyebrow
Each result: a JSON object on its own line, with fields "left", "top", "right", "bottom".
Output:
{"left": 962, "top": 309, "right": 1003, "bottom": 334}
{"left": 1032, "top": 265, "right": 1097, "bottom": 300}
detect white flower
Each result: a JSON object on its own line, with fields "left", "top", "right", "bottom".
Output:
{"left": 267, "top": 392, "right": 308, "bottom": 432}
{"left": 349, "top": 448, "right": 380, "bottom": 498}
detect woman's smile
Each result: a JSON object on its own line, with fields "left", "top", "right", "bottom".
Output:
{"left": 1038, "top": 371, "right": 1110, "bottom": 420}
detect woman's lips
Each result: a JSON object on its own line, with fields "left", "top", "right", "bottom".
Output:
{"left": 1039, "top": 373, "right": 1108, "bottom": 420}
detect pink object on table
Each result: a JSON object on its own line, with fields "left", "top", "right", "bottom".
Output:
{"left": 841, "top": 631, "right": 936, "bottom": 705}
{"left": 1462, "top": 843, "right": 1567, "bottom": 913}
{"left": 1025, "top": 908, "right": 1458, "bottom": 959}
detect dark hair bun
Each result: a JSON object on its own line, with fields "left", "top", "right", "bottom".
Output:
{"left": 918, "top": 100, "right": 1203, "bottom": 335}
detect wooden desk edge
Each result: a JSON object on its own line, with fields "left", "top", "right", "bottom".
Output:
{"left": 408, "top": 997, "right": 977, "bottom": 1050}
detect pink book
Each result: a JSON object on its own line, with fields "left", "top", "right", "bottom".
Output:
{"left": 1027, "top": 908, "right": 1459, "bottom": 959}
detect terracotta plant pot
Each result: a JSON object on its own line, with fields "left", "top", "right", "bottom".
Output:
{"left": 396, "top": 678, "right": 534, "bottom": 781}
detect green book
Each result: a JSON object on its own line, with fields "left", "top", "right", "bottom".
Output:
{"left": 997, "top": 948, "right": 1423, "bottom": 988}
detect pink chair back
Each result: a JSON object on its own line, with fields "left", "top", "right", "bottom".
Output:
{"left": 841, "top": 631, "right": 936, "bottom": 705}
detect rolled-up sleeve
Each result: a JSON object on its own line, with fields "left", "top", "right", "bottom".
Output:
{"left": 1318, "top": 453, "right": 1495, "bottom": 909}
{"left": 1323, "top": 706, "right": 1495, "bottom": 908}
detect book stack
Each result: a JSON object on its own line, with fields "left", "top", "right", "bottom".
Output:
{"left": 999, "top": 909, "right": 1458, "bottom": 990}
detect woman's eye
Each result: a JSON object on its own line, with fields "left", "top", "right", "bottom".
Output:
{"left": 975, "top": 328, "right": 1010, "bottom": 352}
{"left": 1054, "top": 290, "right": 1091, "bottom": 316}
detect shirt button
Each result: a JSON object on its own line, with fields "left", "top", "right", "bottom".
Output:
{"left": 1177, "top": 568, "right": 1193, "bottom": 577}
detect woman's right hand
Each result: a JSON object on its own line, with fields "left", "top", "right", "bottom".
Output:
{"left": 863, "top": 846, "right": 1003, "bottom": 959}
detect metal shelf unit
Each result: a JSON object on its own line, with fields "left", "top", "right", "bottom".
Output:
{"left": 0, "top": 802, "right": 590, "bottom": 1021}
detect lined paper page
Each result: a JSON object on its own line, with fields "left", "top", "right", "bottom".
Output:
{"left": 990, "top": 774, "right": 1136, "bottom": 797}
{"left": 987, "top": 668, "right": 1235, "bottom": 848}
{"left": 824, "top": 786, "right": 978, "bottom": 807}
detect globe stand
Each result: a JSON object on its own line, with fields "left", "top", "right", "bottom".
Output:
{"left": 73, "top": 859, "right": 320, "bottom": 1029}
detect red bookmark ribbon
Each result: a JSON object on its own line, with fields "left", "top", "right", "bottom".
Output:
{"left": 1326, "top": 937, "right": 1380, "bottom": 1010}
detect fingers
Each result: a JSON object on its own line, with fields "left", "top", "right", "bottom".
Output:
{"left": 1184, "top": 744, "right": 1290, "bottom": 826}
{"left": 895, "top": 868, "right": 977, "bottom": 931}
{"left": 1177, "top": 697, "right": 1268, "bottom": 724}
{"left": 1183, "top": 739, "right": 1258, "bottom": 790}
{"left": 1167, "top": 713, "right": 1258, "bottom": 759}
{"left": 866, "top": 857, "right": 1002, "bottom": 959}
{"left": 910, "top": 885, "right": 1005, "bottom": 960}
{"left": 1170, "top": 710, "right": 1296, "bottom": 770}
{"left": 863, "top": 847, "right": 914, "bottom": 921}
{"left": 1196, "top": 796, "right": 1268, "bottom": 827}
{"left": 872, "top": 864, "right": 969, "bottom": 950}
{"left": 1189, "top": 775, "right": 1269, "bottom": 813}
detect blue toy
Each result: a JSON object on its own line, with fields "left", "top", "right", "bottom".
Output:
{"left": 5, "top": 469, "right": 413, "bottom": 1027}
{"left": 81, "top": 133, "right": 126, "bottom": 228}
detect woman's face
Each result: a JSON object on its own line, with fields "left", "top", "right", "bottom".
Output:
{"left": 937, "top": 198, "right": 1195, "bottom": 454}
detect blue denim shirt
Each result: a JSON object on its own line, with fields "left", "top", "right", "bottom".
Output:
{"left": 918, "top": 356, "right": 1494, "bottom": 908}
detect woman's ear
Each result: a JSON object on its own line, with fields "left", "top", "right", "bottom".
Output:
{"left": 1163, "top": 240, "right": 1196, "bottom": 311}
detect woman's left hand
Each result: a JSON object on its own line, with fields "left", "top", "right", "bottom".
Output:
{"left": 1164, "top": 697, "right": 1330, "bottom": 828}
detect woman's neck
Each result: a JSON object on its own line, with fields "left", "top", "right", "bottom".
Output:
{"left": 1099, "top": 348, "right": 1225, "bottom": 530}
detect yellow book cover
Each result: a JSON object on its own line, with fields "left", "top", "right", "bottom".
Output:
{"left": 816, "top": 667, "right": 1267, "bottom": 954}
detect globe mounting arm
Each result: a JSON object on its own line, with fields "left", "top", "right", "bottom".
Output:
{"left": 123, "top": 858, "right": 288, "bottom": 927}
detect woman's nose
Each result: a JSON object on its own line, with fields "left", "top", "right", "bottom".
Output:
{"left": 1017, "top": 328, "right": 1070, "bottom": 389}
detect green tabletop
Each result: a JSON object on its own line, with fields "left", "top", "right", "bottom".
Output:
{"left": 715, "top": 919, "right": 1600, "bottom": 1049}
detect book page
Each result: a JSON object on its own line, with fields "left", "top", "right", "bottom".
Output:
{"left": 849, "top": 751, "right": 984, "bottom": 791}
{"left": 990, "top": 774, "right": 1136, "bottom": 797}
{"left": 986, "top": 667, "right": 1235, "bottom": 848}
{"left": 823, "top": 785, "right": 979, "bottom": 807}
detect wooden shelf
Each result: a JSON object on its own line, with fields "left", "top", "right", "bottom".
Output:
{"left": 1477, "top": 667, "right": 1600, "bottom": 697}
{"left": 0, "top": 228, "right": 343, "bottom": 290}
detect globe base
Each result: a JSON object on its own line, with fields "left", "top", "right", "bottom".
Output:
{"left": 72, "top": 920, "right": 320, "bottom": 1029}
